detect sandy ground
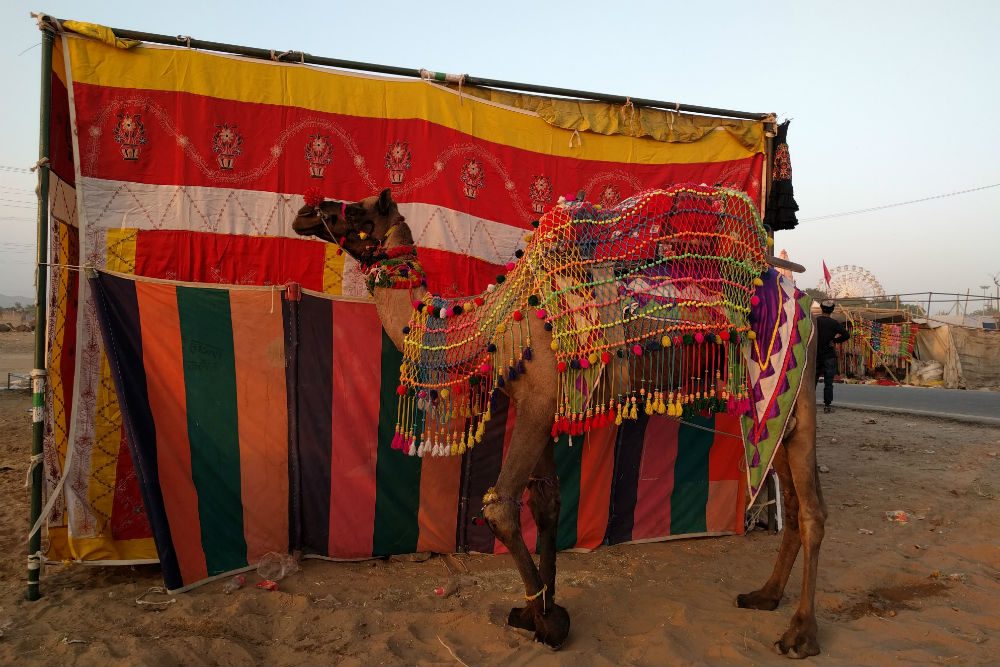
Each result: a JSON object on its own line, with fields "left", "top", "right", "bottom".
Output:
{"left": 0, "top": 331, "right": 998, "bottom": 666}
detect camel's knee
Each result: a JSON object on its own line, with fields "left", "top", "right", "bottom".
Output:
{"left": 482, "top": 487, "right": 522, "bottom": 544}
{"left": 796, "top": 504, "right": 826, "bottom": 545}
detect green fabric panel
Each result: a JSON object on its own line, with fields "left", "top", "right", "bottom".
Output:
{"left": 372, "top": 331, "right": 422, "bottom": 556}
{"left": 670, "top": 414, "right": 713, "bottom": 534}
{"left": 554, "top": 434, "right": 582, "bottom": 550}
{"left": 176, "top": 286, "right": 247, "bottom": 574}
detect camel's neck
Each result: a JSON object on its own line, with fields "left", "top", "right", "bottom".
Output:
{"left": 367, "top": 221, "right": 427, "bottom": 352}
{"left": 372, "top": 283, "right": 426, "bottom": 351}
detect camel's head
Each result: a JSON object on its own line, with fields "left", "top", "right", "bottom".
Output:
{"left": 293, "top": 188, "right": 406, "bottom": 264}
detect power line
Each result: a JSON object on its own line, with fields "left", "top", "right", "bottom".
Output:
{"left": 800, "top": 182, "right": 1000, "bottom": 222}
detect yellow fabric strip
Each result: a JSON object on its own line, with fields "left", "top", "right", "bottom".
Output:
{"left": 458, "top": 86, "right": 766, "bottom": 152}
{"left": 52, "top": 36, "right": 68, "bottom": 86}
{"left": 105, "top": 228, "right": 138, "bottom": 274}
{"left": 323, "top": 243, "right": 345, "bottom": 296}
{"left": 64, "top": 37, "right": 760, "bottom": 164}
{"left": 88, "top": 352, "right": 123, "bottom": 529}
{"left": 63, "top": 20, "right": 140, "bottom": 49}
{"left": 47, "top": 528, "right": 158, "bottom": 562}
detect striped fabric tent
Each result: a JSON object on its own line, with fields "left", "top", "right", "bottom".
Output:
{"left": 93, "top": 271, "right": 748, "bottom": 590}
{"left": 41, "top": 23, "right": 772, "bottom": 572}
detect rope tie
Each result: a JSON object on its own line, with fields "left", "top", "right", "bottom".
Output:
{"left": 621, "top": 97, "right": 637, "bottom": 135}
{"left": 568, "top": 129, "right": 582, "bottom": 149}
{"left": 176, "top": 35, "right": 192, "bottom": 48}
{"left": 30, "top": 157, "right": 50, "bottom": 173}
{"left": 31, "top": 13, "right": 63, "bottom": 33}
{"left": 136, "top": 586, "right": 176, "bottom": 608}
{"left": 524, "top": 583, "right": 547, "bottom": 601}
{"left": 25, "top": 453, "right": 43, "bottom": 489}
{"left": 26, "top": 551, "right": 45, "bottom": 586}
{"left": 524, "top": 583, "right": 548, "bottom": 613}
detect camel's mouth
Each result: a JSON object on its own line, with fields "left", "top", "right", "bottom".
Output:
{"left": 292, "top": 205, "right": 335, "bottom": 241}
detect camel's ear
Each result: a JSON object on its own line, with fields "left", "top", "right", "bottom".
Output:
{"left": 376, "top": 188, "right": 394, "bottom": 216}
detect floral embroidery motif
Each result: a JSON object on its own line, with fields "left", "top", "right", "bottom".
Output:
{"left": 460, "top": 158, "right": 485, "bottom": 199}
{"left": 113, "top": 112, "right": 147, "bottom": 161}
{"left": 528, "top": 176, "right": 553, "bottom": 214}
{"left": 386, "top": 141, "right": 412, "bottom": 184}
{"left": 212, "top": 123, "right": 243, "bottom": 170}
{"left": 598, "top": 185, "right": 621, "bottom": 209}
{"left": 305, "top": 134, "right": 333, "bottom": 178}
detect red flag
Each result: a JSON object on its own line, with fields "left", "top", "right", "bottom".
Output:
{"left": 822, "top": 260, "right": 832, "bottom": 287}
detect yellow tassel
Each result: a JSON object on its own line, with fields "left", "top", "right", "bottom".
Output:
{"left": 644, "top": 396, "right": 653, "bottom": 416}
{"left": 629, "top": 398, "right": 638, "bottom": 420}
{"left": 615, "top": 411, "right": 623, "bottom": 426}
{"left": 667, "top": 401, "right": 677, "bottom": 417}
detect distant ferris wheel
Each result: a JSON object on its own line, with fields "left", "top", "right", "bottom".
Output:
{"left": 821, "top": 265, "right": 885, "bottom": 299}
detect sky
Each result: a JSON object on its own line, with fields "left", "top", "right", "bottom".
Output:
{"left": 1, "top": 1, "right": 998, "bottom": 307}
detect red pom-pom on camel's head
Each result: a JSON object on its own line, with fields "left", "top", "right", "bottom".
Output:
{"left": 303, "top": 187, "right": 324, "bottom": 209}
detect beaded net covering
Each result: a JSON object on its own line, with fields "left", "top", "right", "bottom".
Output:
{"left": 391, "top": 184, "right": 770, "bottom": 457}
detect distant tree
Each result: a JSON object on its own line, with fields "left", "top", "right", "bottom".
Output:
{"left": 803, "top": 288, "right": 829, "bottom": 301}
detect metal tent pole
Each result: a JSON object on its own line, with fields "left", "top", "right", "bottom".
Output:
{"left": 45, "top": 15, "right": 770, "bottom": 122}
{"left": 27, "top": 28, "right": 54, "bottom": 602}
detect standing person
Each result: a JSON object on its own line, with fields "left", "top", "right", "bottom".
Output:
{"left": 816, "top": 300, "right": 849, "bottom": 413}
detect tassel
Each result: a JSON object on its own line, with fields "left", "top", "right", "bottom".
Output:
{"left": 614, "top": 407, "right": 624, "bottom": 426}
{"left": 629, "top": 397, "right": 638, "bottom": 420}
{"left": 408, "top": 442, "right": 417, "bottom": 456}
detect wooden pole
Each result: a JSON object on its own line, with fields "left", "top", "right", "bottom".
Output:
{"left": 27, "top": 28, "right": 54, "bottom": 602}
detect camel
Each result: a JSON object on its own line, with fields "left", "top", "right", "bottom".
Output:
{"left": 292, "top": 188, "right": 826, "bottom": 657}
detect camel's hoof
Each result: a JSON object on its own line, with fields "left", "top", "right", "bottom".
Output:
{"left": 533, "top": 603, "right": 570, "bottom": 651}
{"left": 736, "top": 590, "right": 781, "bottom": 611}
{"left": 507, "top": 605, "right": 536, "bottom": 632}
{"left": 773, "top": 616, "right": 820, "bottom": 659}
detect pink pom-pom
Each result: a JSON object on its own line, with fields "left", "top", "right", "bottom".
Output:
{"left": 750, "top": 295, "right": 761, "bottom": 306}
{"left": 536, "top": 309, "right": 547, "bottom": 319}
{"left": 579, "top": 358, "right": 590, "bottom": 369}
{"left": 505, "top": 262, "right": 516, "bottom": 271}
{"left": 479, "top": 363, "right": 491, "bottom": 374}
{"left": 632, "top": 344, "right": 643, "bottom": 356}
{"left": 695, "top": 332, "right": 705, "bottom": 344}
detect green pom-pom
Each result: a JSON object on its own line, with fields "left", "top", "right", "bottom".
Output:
{"left": 496, "top": 275, "right": 506, "bottom": 284}
{"left": 682, "top": 334, "right": 694, "bottom": 345}
{"left": 527, "top": 295, "right": 540, "bottom": 307}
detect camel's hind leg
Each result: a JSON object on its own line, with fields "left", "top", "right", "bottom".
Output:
{"left": 738, "top": 380, "right": 826, "bottom": 659}
{"left": 736, "top": 445, "right": 800, "bottom": 611}
{"left": 482, "top": 400, "right": 569, "bottom": 650}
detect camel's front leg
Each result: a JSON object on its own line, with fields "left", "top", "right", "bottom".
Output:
{"left": 482, "top": 403, "right": 570, "bottom": 650}
{"left": 507, "top": 443, "right": 560, "bottom": 634}
{"left": 774, "top": 395, "right": 825, "bottom": 659}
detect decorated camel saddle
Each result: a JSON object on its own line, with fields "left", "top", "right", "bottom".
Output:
{"left": 392, "top": 185, "right": 812, "bottom": 500}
